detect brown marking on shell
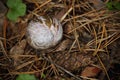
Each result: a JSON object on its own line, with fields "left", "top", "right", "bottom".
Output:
{"left": 35, "top": 17, "right": 43, "bottom": 24}
{"left": 43, "top": 16, "right": 52, "bottom": 28}
{"left": 53, "top": 18, "right": 59, "bottom": 30}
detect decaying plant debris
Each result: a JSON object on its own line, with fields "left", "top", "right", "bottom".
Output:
{"left": 0, "top": 0, "right": 120, "bottom": 80}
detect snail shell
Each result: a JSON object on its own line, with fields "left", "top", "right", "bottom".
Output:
{"left": 26, "top": 16, "right": 63, "bottom": 49}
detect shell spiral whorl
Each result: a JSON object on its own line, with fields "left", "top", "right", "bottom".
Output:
{"left": 26, "top": 16, "right": 63, "bottom": 49}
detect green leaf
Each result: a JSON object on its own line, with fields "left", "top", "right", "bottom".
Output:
{"left": 106, "top": 2, "right": 115, "bottom": 10}
{"left": 16, "top": 74, "right": 37, "bottom": 80}
{"left": 7, "top": 0, "right": 22, "bottom": 8}
{"left": 113, "top": 2, "right": 120, "bottom": 10}
{"left": 106, "top": 1, "right": 120, "bottom": 10}
{"left": 6, "top": 0, "right": 26, "bottom": 22}
{"left": 41, "top": 73, "right": 46, "bottom": 79}
{"left": 7, "top": 10, "right": 19, "bottom": 21}
{"left": 15, "top": 3, "right": 26, "bottom": 16}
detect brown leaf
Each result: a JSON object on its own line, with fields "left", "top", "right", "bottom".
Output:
{"left": 9, "top": 39, "right": 26, "bottom": 55}
{"left": 64, "top": 22, "right": 73, "bottom": 34}
{"left": 55, "top": 7, "right": 69, "bottom": 21}
{"left": 88, "top": 0, "right": 105, "bottom": 9}
{"left": 55, "top": 39, "right": 72, "bottom": 51}
{"left": 81, "top": 66, "right": 101, "bottom": 77}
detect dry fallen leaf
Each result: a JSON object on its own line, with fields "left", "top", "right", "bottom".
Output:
{"left": 55, "top": 7, "right": 71, "bottom": 21}
{"left": 55, "top": 39, "right": 72, "bottom": 51}
{"left": 64, "top": 22, "right": 73, "bottom": 34}
{"left": 9, "top": 39, "right": 26, "bottom": 55}
{"left": 81, "top": 66, "right": 101, "bottom": 78}
{"left": 9, "top": 39, "right": 27, "bottom": 66}
{"left": 88, "top": 0, "right": 105, "bottom": 9}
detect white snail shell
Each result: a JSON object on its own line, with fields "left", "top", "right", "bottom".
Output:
{"left": 26, "top": 16, "right": 63, "bottom": 49}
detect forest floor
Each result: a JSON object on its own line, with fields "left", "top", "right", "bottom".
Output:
{"left": 0, "top": 0, "right": 120, "bottom": 80}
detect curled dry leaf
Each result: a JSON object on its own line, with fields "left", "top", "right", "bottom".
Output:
{"left": 55, "top": 39, "right": 72, "bottom": 51}
{"left": 81, "top": 66, "right": 101, "bottom": 78}
{"left": 9, "top": 39, "right": 26, "bottom": 55}
{"left": 9, "top": 39, "right": 26, "bottom": 66}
